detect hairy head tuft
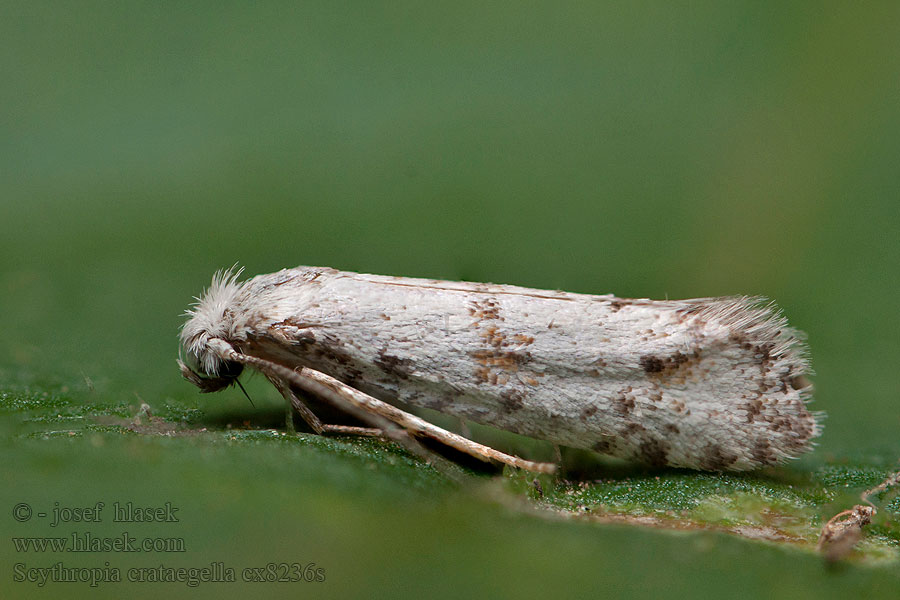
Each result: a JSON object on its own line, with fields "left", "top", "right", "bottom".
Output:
{"left": 180, "top": 266, "right": 246, "bottom": 378}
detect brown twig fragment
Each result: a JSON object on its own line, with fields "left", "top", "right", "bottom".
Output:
{"left": 817, "top": 468, "right": 900, "bottom": 562}
{"left": 816, "top": 505, "right": 874, "bottom": 563}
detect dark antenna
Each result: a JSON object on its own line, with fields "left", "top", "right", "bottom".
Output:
{"left": 235, "top": 379, "right": 255, "bottom": 408}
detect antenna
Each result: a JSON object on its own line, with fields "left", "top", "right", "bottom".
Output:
{"left": 235, "top": 379, "right": 254, "bottom": 408}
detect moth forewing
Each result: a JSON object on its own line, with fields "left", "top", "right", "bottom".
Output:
{"left": 180, "top": 266, "right": 821, "bottom": 472}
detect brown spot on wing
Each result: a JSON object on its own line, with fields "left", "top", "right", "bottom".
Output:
{"left": 608, "top": 300, "right": 631, "bottom": 312}
{"left": 374, "top": 348, "right": 414, "bottom": 380}
{"left": 480, "top": 325, "right": 506, "bottom": 347}
{"left": 471, "top": 349, "right": 531, "bottom": 370}
{"left": 592, "top": 438, "right": 617, "bottom": 454}
{"left": 640, "top": 355, "right": 665, "bottom": 373}
{"left": 613, "top": 388, "right": 635, "bottom": 415}
{"left": 622, "top": 422, "right": 646, "bottom": 436}
{"left": 639, "top": 437, "right": 669, "bottom": 467}
{"left": 469, "top": 298, "right": 503, "bottom": 321}
{"left": 752, "top": 438, "right": 775, "bottom": 465}
{"left": 276, "top": 317, "right": 322, "bottom": 330}
{"left": 499, "top": 389, "right": 525, "bottom": 412}
{"left": 580, "top": 405, "right": 598, "bottom": 421}
{"left": 639, "top": 350, "right": 702, "bottom": 386}
{"left": 743, "top": 398, "right": 763, "bottom": 423}
{"left": 698, "top": 444, "right": 738, "bottom": 471}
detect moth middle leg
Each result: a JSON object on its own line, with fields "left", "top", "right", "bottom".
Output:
{"left": 265, "top": 372, "right": 384, "bottom": 438}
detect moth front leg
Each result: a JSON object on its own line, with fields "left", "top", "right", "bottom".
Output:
{"left": 207, "top": 339, "right": 556, "bottom": 474}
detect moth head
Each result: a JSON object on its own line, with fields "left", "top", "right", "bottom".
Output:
{"left": 178, "top": 356, "right": 244, "bottom": 393}
{"left": 179, "top": 267, "right": 246, "bottom": 393}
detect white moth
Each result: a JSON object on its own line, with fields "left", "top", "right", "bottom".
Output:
{"left": 179, "top": 266, "right": 821, "bottom": 473}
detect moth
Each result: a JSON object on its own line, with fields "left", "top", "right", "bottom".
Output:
{"left": 179, "top": 266, "right": 821, "bottom": 473}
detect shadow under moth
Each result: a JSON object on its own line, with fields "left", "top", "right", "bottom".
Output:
{"left": 179, "top": 266, "right": 821, "bottom": 474}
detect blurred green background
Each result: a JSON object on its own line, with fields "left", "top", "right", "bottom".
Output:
{"left": 2, "top": 2, "right": 899, "bottom": 598}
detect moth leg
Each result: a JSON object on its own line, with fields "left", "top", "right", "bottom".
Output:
{"left": 320, "top": 425, "right": 384, "bottom": 437}
{"left": 264, "top": 373, "right": 325, "bottom": 434}
{"left": 267, "top": 372, "right": 383, "bottom": 437}
{"left": 284, "top": 403, "right": 296, "bottom": 434}
{"left": 262, "top": 363, "right": 456, "bottom": 472}
{"left": 207, "top": 339, "right": 556, "bottom": 474}
{"left": 270, "top": 372, "right": 462, "bottom": 477}
{"left": 299, "top": 368, "right": 556, "bottom": 474}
